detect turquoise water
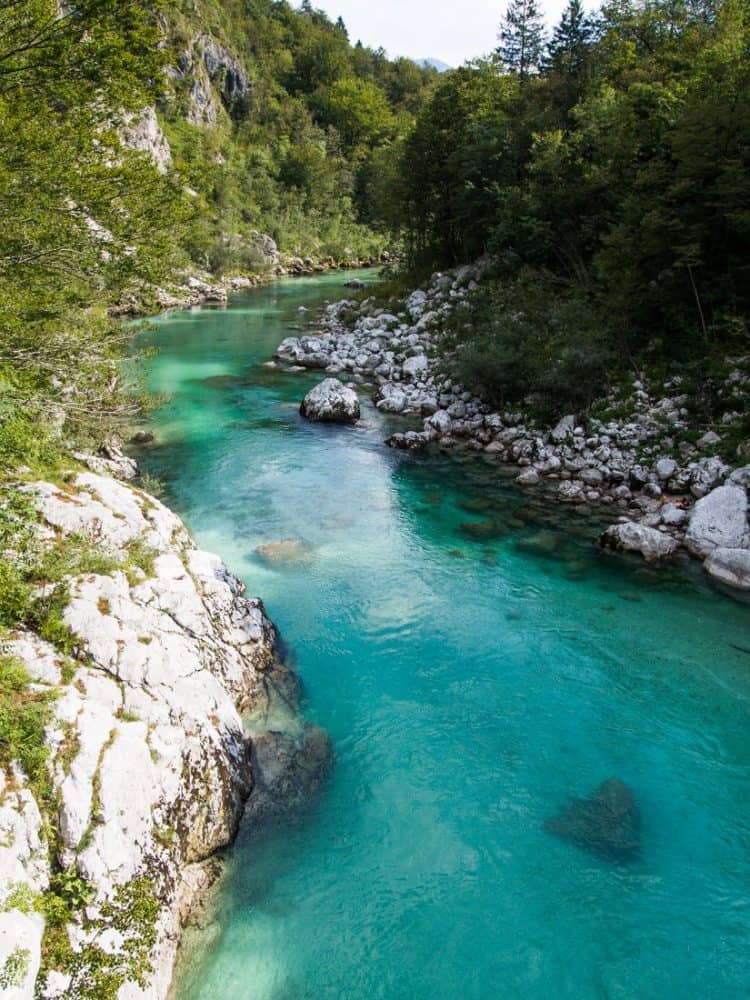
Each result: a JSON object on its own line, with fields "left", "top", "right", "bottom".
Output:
{"left": 137, "top": 274, "right": 750, "bottom": 1000}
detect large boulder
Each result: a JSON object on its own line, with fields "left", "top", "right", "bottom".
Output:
{"left": 300, "top": 378, "right": 360, "bottom": 424}
{"left": 704, "top": 548, "right": 750, "bottom": 591}
{"left": 406, "top": 289, "right": 427, "bottom": 319}
{"left": 428, "top": 410, "right": 453, "bottom": 436}
{"left": 685, "top": 484, "right": 749, "bottom": 557}
{"left": 600, "top": 521, "right": 679, "bottom": 562}
{"left": 544, "top": 778, "right": 641, "bottom": 864}
{"left": 250, "top": 230, "right": 279, "bottom": 267}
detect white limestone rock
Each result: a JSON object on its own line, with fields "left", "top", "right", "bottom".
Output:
{"left": 685, "top": 485, "right": 749, "bottom": 557}
{"left": 402, "top": 354, "right": 429, "bottom": 378}
{"left": 551, "top": 415, "right": 576, "bottom": 443}
{"left": 300, "top": 379, "right": 360, "bottom": 424}
{"left": 3, "top": 473, "right": 306, "bottom": 999}
{"left": 375, "top": 384, "right": 408, "bottom": 414}
{"left": 0, "top": 776, "right": 49, "bottom": 1000}
{"left": 704, "top": 547, "right": 750, "bottom": 591}
{"left": 661, "top": 503, "right": 688, "bottom": 527}
{"left": 120, "top": 107, "right": 172, "bottom": 174}
{"left": 600, "top": 522, "right": 679, "bottom": 562}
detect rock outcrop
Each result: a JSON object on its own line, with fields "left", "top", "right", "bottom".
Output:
{"left": 0, "top": 472, "right": 326, "bottom": 998}
{"left": 174, "top": 34, "right": 252, "bottom": 126}
{"left": 300, "top": 379, "right": 360, "bottom": 424}
{"left": 120, "top": 107, "right": 172, "bottom": 174}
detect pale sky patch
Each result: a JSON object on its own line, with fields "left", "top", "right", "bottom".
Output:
{"left": 298, "top": 0, "right": 579, "bottom": 67}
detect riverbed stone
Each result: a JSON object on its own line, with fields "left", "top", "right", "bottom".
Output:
{"left": 517, "top": 468, "right": 541, "bottom": 487}
{"left": 690, "top": 456, "right": 730, "bottom": 498}
{"left": 655, "top": 457, "right": 678, "bottom": 481}
{"left": 300, "top": 378, "right": 360, "bottom": 424}
{"left": 661, "top": 503, "right": 688, "bottom": 527}
{"left": 244, "top": 725, "right": 333, "bottom": 823}
{"left": 375, "top": 384, "right": 408, "bottom": 413}
{"left": 544, "top": 778, "right": 641, "bottom": 863}
{"left": 255, "top": 539, "right": 313, "bottom": 567}
{"left": 402, "top": 354, "right": 429, "bottom": 378}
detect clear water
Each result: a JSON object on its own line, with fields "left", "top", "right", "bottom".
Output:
{"left": 137, "top": 274, "right": 750, "bottom": 1000}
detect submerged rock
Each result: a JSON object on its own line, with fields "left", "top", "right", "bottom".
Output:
{"left": 244, "top": 725, "right": 333, "bottom": 824}
{"left": 300, "top": 378, "right": 360, "bottom": 424}
{"left": 255, "top": 539, "right": 313, "bottom": 567}
{"left": 544, "top": 778, "right": 641, "bottom": 863}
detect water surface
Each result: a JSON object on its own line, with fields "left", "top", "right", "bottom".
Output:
{"left": 137, "top": 273, "right": 750, "bottom": 1000}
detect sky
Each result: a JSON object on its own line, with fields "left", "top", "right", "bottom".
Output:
{"left": 299, "top": 1, "right": 575, "bottom": 67}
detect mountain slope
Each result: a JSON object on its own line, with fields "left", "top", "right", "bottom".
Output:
{"left": 146, "top": 0, "right": 438, "bottom": 270}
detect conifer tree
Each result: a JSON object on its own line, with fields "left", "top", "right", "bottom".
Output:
{"left": 545, "top": 0, "right": 593, "bottom": 78}
{"left": 498, "top": 0, "right": 546, "bottom": 79}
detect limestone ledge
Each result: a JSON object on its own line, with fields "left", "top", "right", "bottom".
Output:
{"left": 0, "top": 472, "right": 317, "bottom": 999}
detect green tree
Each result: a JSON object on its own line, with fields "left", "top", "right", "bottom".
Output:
{"left": 321, "top": 77, "right": 397, "bottom": 153}
{"left": 545, "top": 0, "right": 595, "bottom": 79}
{"left": 498, "top": 0, "right": 546, "bottom": 79}
{"left": 0, "top": 1, "right": 183, "bottom": 457}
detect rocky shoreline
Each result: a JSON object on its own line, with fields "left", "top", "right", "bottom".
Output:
{"left": 0, "top": 470, "right": 330, "bottom": 998}
{"left": 275, "top": 262, "right": 750, "bottom": 595}
{"left": 111, "top": 237, "right": 393, "bottom": 318}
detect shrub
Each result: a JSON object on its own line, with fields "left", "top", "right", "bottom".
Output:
{"left": 0, "top": 656, "right": 54, "bottom": 794}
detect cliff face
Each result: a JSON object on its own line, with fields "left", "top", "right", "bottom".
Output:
{"left": 0, "top": 473, "right": 325, "bottom": 999}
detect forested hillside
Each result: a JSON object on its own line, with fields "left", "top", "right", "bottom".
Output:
{"left": 394, "top": 0, "right": 750, "bottom": 420}
{"left": 0, "top": 0, "right": 435, "bottom": 477}
{"left": 161, "top": 0, "right": 436, "bottom": 269}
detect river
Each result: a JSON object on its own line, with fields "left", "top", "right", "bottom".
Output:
{"left": 137, "top": 271, "right": 750, "bottom": 1000}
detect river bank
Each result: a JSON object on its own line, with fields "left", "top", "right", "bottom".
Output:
{"left": 0, "top": 465, "right": 329, "bottom": 998}
{"left": 111, "top": 244, "right": 394, "bottom": 318}
{"left": 274, "top": 262, "right": 750, "bottom": 596}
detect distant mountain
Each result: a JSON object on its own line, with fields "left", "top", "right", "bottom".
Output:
{"left": 419, "top": 57, "right": 453, "bottom": 73}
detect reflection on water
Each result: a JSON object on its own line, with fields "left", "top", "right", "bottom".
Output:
{"left": 137, "top": 272, "right": 750, "bottom": 1000}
